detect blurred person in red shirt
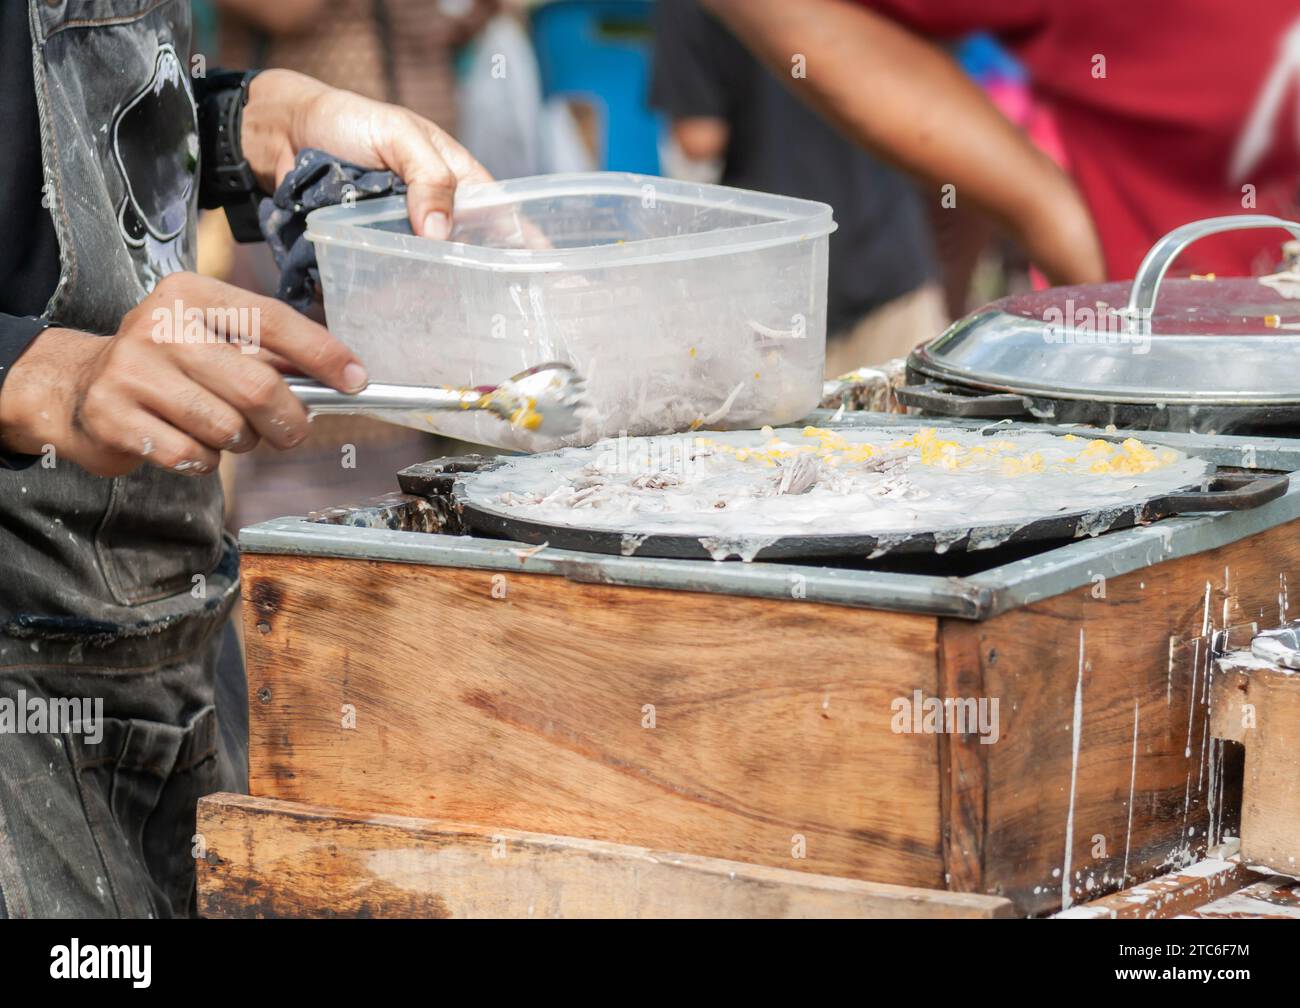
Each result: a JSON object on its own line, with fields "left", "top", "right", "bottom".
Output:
{"left": 703, "top": 0, "right": 1300, "bottom": 282}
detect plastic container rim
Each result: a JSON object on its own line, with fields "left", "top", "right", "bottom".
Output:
{"left": 305, "top": 171, "right": 837, "bottom": 273}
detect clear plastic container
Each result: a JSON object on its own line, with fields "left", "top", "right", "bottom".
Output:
{"left": 306, "top": 172, "right": 836, "bottom": 451}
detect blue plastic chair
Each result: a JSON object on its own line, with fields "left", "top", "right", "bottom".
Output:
{"left": 530, "top": 0, "right": 662, "bottom": 174}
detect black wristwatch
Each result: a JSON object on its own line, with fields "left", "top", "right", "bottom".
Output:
{"left": 196, "top": 69, "right": 264, "bottom": 242}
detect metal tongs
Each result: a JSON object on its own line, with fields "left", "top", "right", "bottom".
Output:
{"left": 286, "top": 362, "right": 589, "bottom": 437}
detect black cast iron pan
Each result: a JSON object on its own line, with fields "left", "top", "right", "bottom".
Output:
{"left": 400, "top": 458, "right": 1288, "bottom": 562}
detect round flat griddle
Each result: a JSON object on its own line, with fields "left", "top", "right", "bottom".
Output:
{"left": 443, "top": 428, "right": 1288, "bottom": 562}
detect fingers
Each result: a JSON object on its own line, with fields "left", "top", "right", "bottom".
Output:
{"left": 37, "top": 270, "right": 371, "bottom": 479}
{"left": 133, "top": 369, "right": 261, "bottom": 454}
{"left": 253, "top": 347, "right": 298, "bottom": 373}
{"left": 147, "top": 273, "right": 368, "bottom": 393}
{"left": 114, "top": 272, "right": 369, "bottom": 464}
{"left": 278, "top": 82, "right": 494, "bottom": 238}
{"left": 423, "top": 122, "right": 494, "bottom": 187}
{"left": 72, "top": 393, "right": 221, "bottom": 478}
{"left": 395, "top": 142, "right": 456, "bottom": 239}
{"left": 124, "top": 409, "right": 222, "bottom": 476}
{"left": 172, "top": 343, "right": 311, "bottom": 450}
{"left": 369, "top": 108, "right": 494, "bottom": 238}
{"left": 123, "top": 410, "right": 222, "bottom": 477}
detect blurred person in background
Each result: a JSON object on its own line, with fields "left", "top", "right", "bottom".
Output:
{"left": 702, "top": 0, "right": 1300, "bottom": 283}
{"left": 209, "top": 0, "right": 498, "bottom": 530}
{"left": 927, "top": 35, "right": 1040, "bottom": 318}
{"left": 216, "top": 0, "right": 497, "bottom": 132}
{"left": 651, "top": 0, "right": 944, "bottom": 375}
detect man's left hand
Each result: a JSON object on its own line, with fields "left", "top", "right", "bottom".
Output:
{"left": 239, "top": 68, "right": 493, "bottom": 240}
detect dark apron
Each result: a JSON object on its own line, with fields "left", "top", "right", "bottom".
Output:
{"left": 0, "top": 0, "right": 245, "bottom": 918}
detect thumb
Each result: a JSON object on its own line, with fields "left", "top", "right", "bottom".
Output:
{"left": 403, "top": 152, "right": 457, "bottom": 241}
{"left": 370, "top": 119, "right": 458, "bottom": 239}
{"left": 372, "top": 114, "right": 493, "bottom": 239}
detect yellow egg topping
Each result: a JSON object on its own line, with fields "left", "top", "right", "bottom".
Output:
{"left": 509, "top": 397, "right": 543, "bottom": 431}
{"left": 692, "top": 426, "right": 1179, "bottom": 477}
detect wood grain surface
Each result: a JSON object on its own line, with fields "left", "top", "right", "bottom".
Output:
{"left": 241, "top": 515, "right": 1300, "bottom": 916}
{"left": 940, "top": 518, "right": 1300, "bottom": 915}
{"left": 196, "top": 792, "right": 1014, "bottom": 919}
{"left": 243, "top": 553, "right": 945, "bottom": 886}
{"left": 1212, "top": 657, "right": 1300, "bottom": 875}
{"left": 1058, "top": 858, "right": 1256, "bottom": 919}
{"left": 1181, "top": 876, "right": 1300, "bottom": 918}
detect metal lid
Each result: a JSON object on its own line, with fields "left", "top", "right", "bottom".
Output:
{"left": 911, "top": 216, "right": 1300, "bottom": 405}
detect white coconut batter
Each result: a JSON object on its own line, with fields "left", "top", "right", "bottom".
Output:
{"left": 465, "top": 425, "right": 1211, "bottom": 556}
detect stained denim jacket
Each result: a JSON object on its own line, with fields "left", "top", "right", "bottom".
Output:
{"left": 0, "top": 0, "right": 244, "bottom": 918}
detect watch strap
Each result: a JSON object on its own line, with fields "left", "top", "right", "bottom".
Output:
{"left": 197, "top": 70, "right": 265, "bottom": 242}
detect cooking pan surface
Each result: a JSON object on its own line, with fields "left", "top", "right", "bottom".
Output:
{"left": 450, "top": 426, "right": 1285, "bottom": 561}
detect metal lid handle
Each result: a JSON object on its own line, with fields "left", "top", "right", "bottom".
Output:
{"left": 1124, "top": 215, "right": 1300, "bottom": 327}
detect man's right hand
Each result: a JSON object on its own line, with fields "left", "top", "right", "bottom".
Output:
{"left": 0, "top": 272, "right": 368, "bottom": 477}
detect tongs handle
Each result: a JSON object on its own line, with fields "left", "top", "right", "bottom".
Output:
{"left": 284, "top": 376, "right": 478, "bottom": 414}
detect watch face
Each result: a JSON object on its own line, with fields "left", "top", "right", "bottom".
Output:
{"left": 112, "top": 43, "right": 198, "bottom": 244}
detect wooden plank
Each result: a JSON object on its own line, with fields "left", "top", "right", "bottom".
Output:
{"left": 196, "top": 793, "right": 1015, "bottom": 919}
{"left": 941, "top": 518, "right": 1300, "bottom": 916}
{"left": 1056, "top": 858, "right": 1256, "bottom": 919}
{"left": 937, "top": 619, "right": 988, "bottom": 894}
{"left": 1179, "top": 877, "right": 1300, "bottom": 919}
{"left": 1211, "top": 658, "right": 1300, "bottom": 875}
{"left": 243, "top": 554, "right": 945, "bottom": 886}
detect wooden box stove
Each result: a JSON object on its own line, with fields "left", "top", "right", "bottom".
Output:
{"left": 194, "top": 412, "right": 1300, "bottom": 918}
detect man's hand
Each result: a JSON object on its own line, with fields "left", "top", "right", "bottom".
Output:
{"left": 239, "top": 68, "right": 494, "bottom": 240}
{"left": 0, "top": 273, "right": 367, "bottom": 477}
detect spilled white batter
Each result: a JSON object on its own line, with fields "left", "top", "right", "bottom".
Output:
{"left": 466, "top": 426, "right": 1210, "bottom": 557}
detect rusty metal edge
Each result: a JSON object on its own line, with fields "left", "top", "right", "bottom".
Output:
{"left": 238, "top": 518, "right": 993, "bottom": 619}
